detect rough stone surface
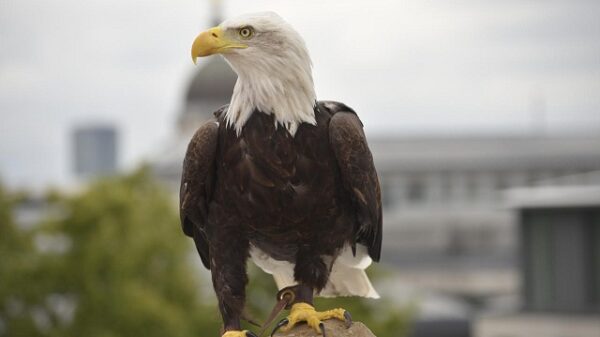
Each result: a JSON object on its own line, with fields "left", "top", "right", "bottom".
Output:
{"left": 272, "top": 320, "right": 376, "bottom": 337}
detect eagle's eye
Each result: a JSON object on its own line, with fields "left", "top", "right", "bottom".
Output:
{"left": 238, "top": 26, "right": 254, "bottom": 39}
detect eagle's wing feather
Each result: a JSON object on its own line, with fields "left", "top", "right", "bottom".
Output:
{"left": 328, "top": 104, "right": 382, "bottom": 262}
{"left": 179, "top": 117, "right": 220, "bottom": 269}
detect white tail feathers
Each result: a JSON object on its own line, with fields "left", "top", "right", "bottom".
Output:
{"left": 249, "top": 244, "right": 380, "bottom": 299}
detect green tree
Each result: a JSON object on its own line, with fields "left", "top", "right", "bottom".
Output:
{"left": 0, "top": 181, "right": 45, "bottom": 335}
{"left": 0, "top": 170, "right": 220, "bottom": 337}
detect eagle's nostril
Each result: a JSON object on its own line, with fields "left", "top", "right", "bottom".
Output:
{"left": 212, "top": 33, "right": 218, "bottom": 38}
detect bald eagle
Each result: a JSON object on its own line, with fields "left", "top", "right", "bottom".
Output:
{"left": 182, "top": 12, "right": 382, "bottom": 337}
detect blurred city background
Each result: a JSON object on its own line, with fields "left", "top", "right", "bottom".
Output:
{"left": 1, "top": 0, "right": 599, "bottom": 337}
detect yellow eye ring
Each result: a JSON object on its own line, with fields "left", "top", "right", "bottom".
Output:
{"left": 239, "top": 27, "right": 253, "bottom": 39}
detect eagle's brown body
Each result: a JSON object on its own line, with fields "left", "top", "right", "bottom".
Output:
{"left": 180, "top": 101, "right": 381, "bottom": 331}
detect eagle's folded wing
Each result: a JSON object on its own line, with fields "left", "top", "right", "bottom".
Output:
{"left": 180, "top": 117, "right": 220, "bottom": 269}
{"left": 328, "top": 109, "right": 382, "bottom": 262}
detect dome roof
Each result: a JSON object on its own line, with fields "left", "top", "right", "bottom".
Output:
{"left": 185, "top": 56, "right": 237, "bottom": 102}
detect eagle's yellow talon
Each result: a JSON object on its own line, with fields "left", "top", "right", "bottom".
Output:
{"left": 222, "top": 330, "right": 255, "bottom": 337}
{"left": 279, "top": 303, "right": 349, "bottom": 335}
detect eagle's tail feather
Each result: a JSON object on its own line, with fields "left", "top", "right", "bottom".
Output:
{"left": 249, "top": 244, "right": 379, "bottom": 299}
{"left": 319, "top": 263, "right": 379, "bottom": 298}
{"left": 320, "top": 244, "right": 379, "bottom": 298}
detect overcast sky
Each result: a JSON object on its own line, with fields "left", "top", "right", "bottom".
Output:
{"left": 1, "top": 0, "right": 599, "bottom": 189}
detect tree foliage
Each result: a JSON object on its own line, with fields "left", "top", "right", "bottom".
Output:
{"left": 0, "top": 170, "right": 219, "bottom": 336}
{"left": 0, "top": 170, "right": 411, "bottom": 337}
{"left": 0, "top": 181, "right": 44, "bottom": 335}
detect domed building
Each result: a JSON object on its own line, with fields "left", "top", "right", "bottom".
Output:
{"left": 153, "top": 56, "right": 236, "bottom": 190}
{"left": 178, "top": 57, "right": 237, "bottom": 134}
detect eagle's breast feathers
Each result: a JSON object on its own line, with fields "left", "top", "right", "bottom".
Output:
{"left": 179, "top": 101, "right": 382, "bottom": 296}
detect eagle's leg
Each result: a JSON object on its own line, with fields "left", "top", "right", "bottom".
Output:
{"left": 271, "top": 247, "right": 352, "bottom": 336}
{"left": 210, "top": 229, "right": 255, "bottom": 337}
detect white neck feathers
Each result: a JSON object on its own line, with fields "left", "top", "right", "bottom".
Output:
{"left": 221, "top": 30, "right": 316, "bottom": 136}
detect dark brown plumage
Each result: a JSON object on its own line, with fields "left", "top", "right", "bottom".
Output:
{"left": 180, "top": 101, "right": 381, "bottom": 331}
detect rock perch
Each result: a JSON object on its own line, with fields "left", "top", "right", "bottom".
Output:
{"left": 272, "top": 320, "right": 376, "bottom": 337}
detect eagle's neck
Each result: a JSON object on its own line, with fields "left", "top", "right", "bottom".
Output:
{"left": 223, "top": 52, "right": 317, "bottom": 136}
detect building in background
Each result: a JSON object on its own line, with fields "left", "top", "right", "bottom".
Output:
{"left": 72, "top": 125, "right": 118, "bottom": 178}
{"left": 152, "top": 0, "right": 236, "bottom": 189}
{"left": 475, "top": 175, "right": 600, "bottom": 337}
{"left": 375, "top": 137, "right": 600, "bottom": 297}
{"left": 14, "top": 124, "right": 120, "bottom": 243}
{"left": 152, "top": 56, "right": 237, "bottom": 190}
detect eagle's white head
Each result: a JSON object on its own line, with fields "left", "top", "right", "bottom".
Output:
{"left": 191, "top": 12, "right": 316, "bottom": 136}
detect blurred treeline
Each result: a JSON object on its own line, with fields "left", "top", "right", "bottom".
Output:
{"left": 0, "top": 168, "right": 412, "bottom": 337}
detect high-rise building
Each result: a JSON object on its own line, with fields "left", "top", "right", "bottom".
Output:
{"left": 72, "top": 125, "right": 118, "bottom": 178}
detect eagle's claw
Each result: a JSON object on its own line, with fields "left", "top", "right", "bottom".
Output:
{"left": 246, "top": 331, "right": 259, "bottom": 337}
{"left": 344, "top": 310, "right": 353, "bottom": 328}
{"left": 270, "top": 318, "right": 289, "bottom": 337}
{"left": 270, "top": 303, "right": 351, "bottom": 336}
{"left": 319, "top": 322, "right": 327, "bottom": 337}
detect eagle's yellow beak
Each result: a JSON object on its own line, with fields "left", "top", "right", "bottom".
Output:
{"left": 191, "top": 27, "right": 248, "bottom": 64}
